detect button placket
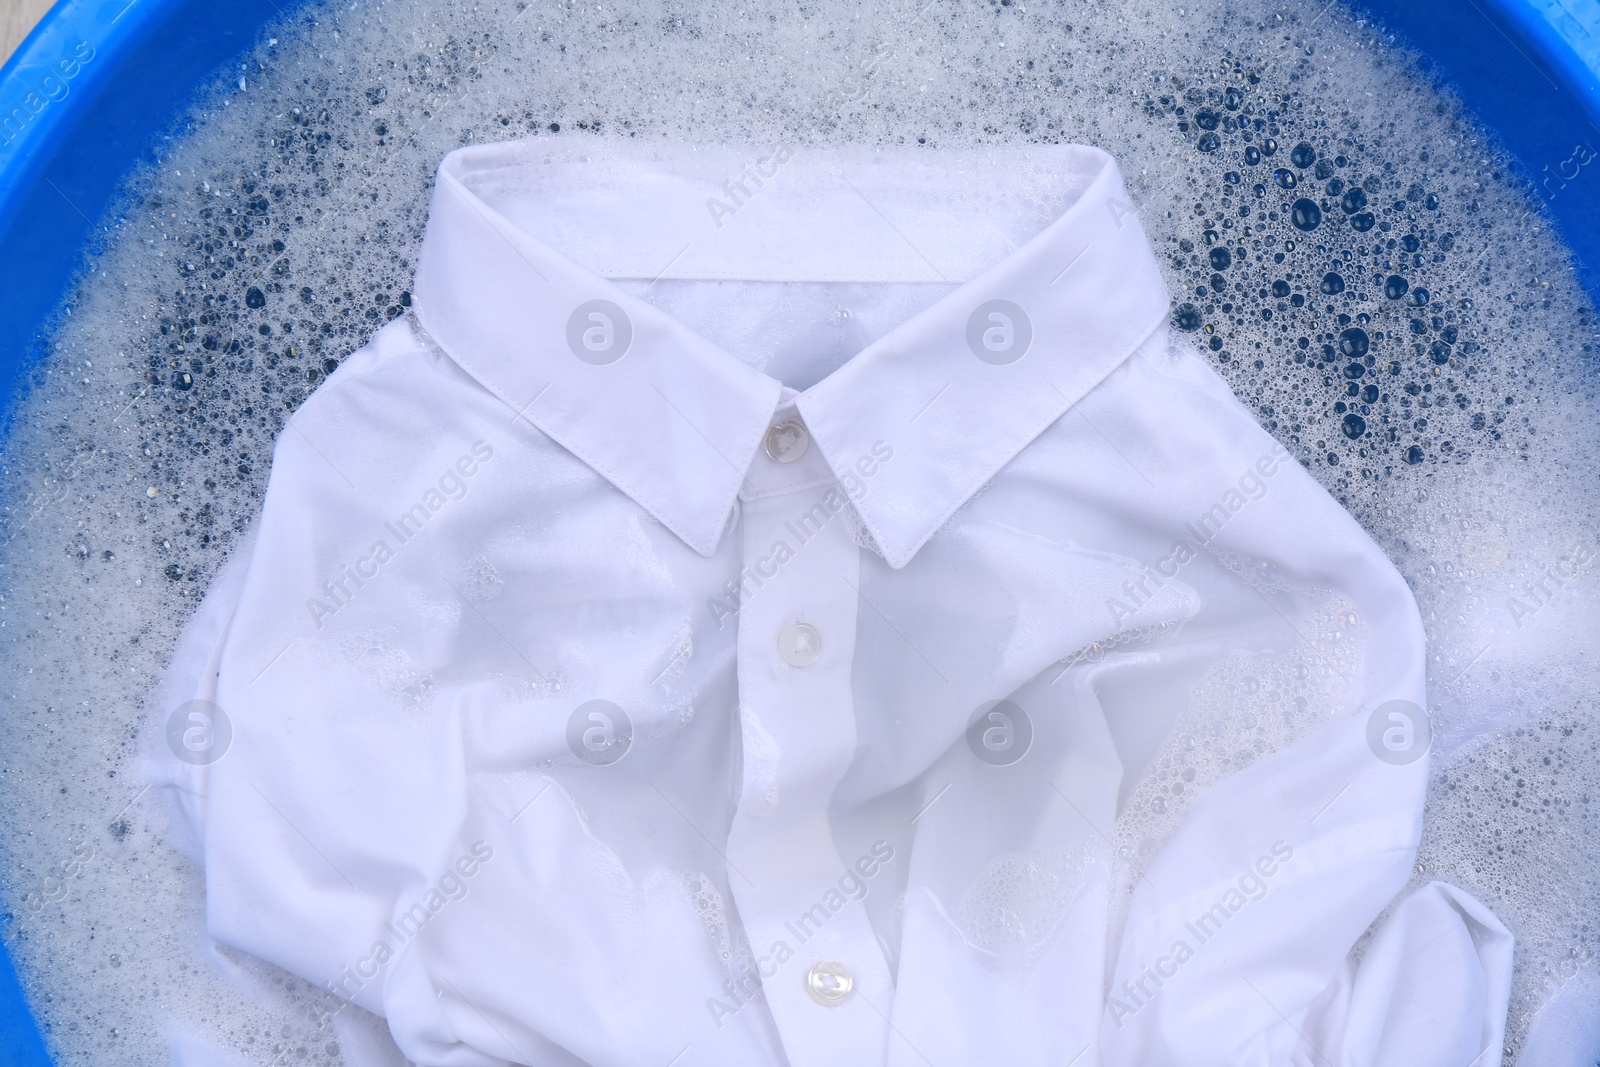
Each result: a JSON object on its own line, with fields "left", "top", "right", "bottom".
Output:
{"left": 764, "top": 418, "right": 811, "bottom": 463}
{"left": 725, "top": 473, "right": 894, "bottom": 1067}
{"left": 742, "top": 410, "right": 830, "bottom": 504}
{"left": 806, "top": 960, "right": 855, "bottom": 1005}
{"left": 778, "top": 621, "right": 822, "bottom": 667}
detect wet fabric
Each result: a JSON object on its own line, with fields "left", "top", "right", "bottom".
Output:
{"left": 147, "top": 139, "right": 1513, "bottom": 1067}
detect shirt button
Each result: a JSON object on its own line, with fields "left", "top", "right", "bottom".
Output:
{"left": 763, "top": 418, "right": 810, "bottom": 463}
{"left": 805, "top": 960, "right": 855, "bottom": 1006}
{"left": 778, "top": 622, "right": 822, "bottom": 667}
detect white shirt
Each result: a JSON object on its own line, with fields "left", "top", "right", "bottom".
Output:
{"left": 148, "top": 139, "right": 1512, "bottom": 1067}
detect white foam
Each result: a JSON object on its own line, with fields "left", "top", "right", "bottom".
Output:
{"left": 0, "top": 0, "right": 1596, "bottom": 1062}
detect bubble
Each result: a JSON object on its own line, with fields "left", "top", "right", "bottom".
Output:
{"left": 1, "top": 0, "right": 1595, "bottom": 1054}
{"left": 1291, "top": 197, "right": 1323, "bottom": 230}
{"left": 1339, "top": 327, "right": 1371, "bottom": 358}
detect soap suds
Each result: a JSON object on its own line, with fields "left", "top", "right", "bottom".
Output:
{"left": 0, "top": 0, "right": 1595, "bottom": 1062}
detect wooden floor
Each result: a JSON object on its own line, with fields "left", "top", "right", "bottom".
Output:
{"left": 2, "top": 0, "right": 56, "bottom": 67}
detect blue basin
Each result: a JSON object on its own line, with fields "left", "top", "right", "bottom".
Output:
{"left": 1, "top": 0, "right": 1597, "bottom": 1059}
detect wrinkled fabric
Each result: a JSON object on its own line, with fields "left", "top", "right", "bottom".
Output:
{"left": 146, "top": 139, "right": 1512, "bottom": 1067}
{"left": 1300, "top": 881, "right": 1513, "bottom": 1067}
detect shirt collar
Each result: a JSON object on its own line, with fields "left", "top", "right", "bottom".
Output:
{"left": 411, "top": 140, "right": 1170, "bottom": 568}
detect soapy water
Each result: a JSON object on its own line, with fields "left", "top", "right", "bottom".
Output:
{"left": 0, "top": 0, "right": 1597, "bottom": 1062}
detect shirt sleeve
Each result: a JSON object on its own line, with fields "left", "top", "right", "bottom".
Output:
{"left": 141, "top": 518, "right": 259, "bottom": 864}
{"left": 140, "top": 317, "right": 510, "bottom": 1064}
{"left": 1299, "top": 881, "right": 1514, "bottom": 1067}
{"left": 1090, "top": 334, "right": 1438, "bottom": 1064}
